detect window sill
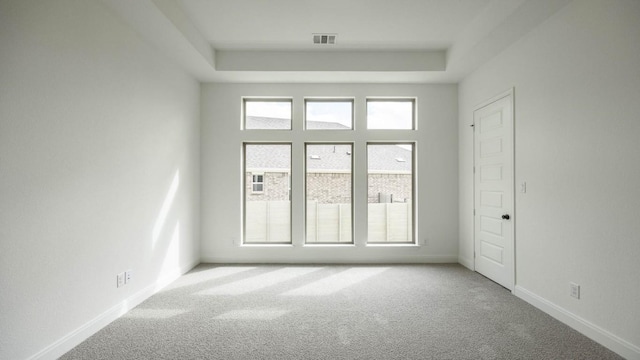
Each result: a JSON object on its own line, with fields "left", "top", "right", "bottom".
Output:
{"left": 241, "top": 243, "right": 294, "bottom": 247}
{"left": 303, "top": 243, "right": 356, "bottom": 247}
{"left": 366, "top": 243, "right": 420, "bottom": 247}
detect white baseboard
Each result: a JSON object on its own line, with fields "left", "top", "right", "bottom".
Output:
{"left": 28, "top": 260, "right": 199, "bottom": 360}
{"left": 515, "top": 285, "right": 640, "bottom": 360}
{"left": 457, "top": 256, "right": 474, "bottom": 270}
{"left": 199, "top": 254, "right": 459, "bottom": 264}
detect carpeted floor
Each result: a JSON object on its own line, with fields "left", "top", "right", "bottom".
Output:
{"left": 62, "top": 264, "right": 622, "bottom": 359}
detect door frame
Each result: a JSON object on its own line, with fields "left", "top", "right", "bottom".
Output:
{"left": 472, "top": 88, "right": 516, "bottom": 291}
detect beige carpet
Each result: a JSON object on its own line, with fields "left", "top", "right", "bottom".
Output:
{"left": 62, "top": 264, "right": 622, "bottom": 359}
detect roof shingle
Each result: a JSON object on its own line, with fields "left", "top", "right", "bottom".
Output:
{"left": 245, "top": 117, "right": 412, "bottom": 172}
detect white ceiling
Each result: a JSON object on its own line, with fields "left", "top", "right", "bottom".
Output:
{"left": 180, "top": 0, "right": 490, "bottom": 50}
{"left": 102, "top": 0, "right": 572, "bottom": 83}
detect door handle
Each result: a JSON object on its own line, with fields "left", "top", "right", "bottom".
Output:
{"left": 502, "top": 214, "right": 510, "bottom": 220}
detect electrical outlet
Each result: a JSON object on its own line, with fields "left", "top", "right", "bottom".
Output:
{"left": 117, "top": 272, "right": 125, "bottom": 288}
{"left": 570, "top": 282, "right": 580, "bottom": 299}
{"left": 125, "top": 270, "right": 133, "bottom": 284}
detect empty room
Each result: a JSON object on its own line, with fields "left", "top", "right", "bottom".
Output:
{"left": 1, "top": 0, "right": 639, "bottom": 359}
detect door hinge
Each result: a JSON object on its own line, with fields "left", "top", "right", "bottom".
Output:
{"left": 473, "top": 166, "right": 476, "bottom": 174}
{"left": 473, "top": 209, "right": 476, "bottom": 216}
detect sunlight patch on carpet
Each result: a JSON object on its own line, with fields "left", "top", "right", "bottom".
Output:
{"left": 166, "top": 266, "right": 256, "bottom": 290}
{"left": 197, "top": 267, "right": 322, "bottom": 295}
{"left": 281, "top": 267, "right": 389, "bottom": 296}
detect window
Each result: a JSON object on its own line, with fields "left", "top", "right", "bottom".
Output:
{"left": 244, "top": 98, "right": 292, "bottom": 130}
{"left": 305, "top": 143, "right": 353, "bottom": 243}
{"left": 305, "top": 99, "right": 354, "bottom": 130}
{"left": 240, "top": 96, "right": 418, "bottom": 247}
{"left": 244, "top": 144, "right": 291, "bottom": 244}
{"left": 367, "top": 143, "right": 414, "bottom": 243}
{"left": 366, "top": 99, "right": 415, "bottom": 130}
{"left": 251, "top": 173, "right": 264, "bottom": 193}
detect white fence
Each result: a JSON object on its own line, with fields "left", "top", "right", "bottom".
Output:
{"left": 367, "top": 202, "right": 413, "bottom": 243}
{"left": 306, "top": 201, "right": 352, "bottom": 243}
{"left": 245, "top": 201, "right": 291, "bottom": 243}
{"left": 245, "top": 201, "right": 412, "bottom": 243}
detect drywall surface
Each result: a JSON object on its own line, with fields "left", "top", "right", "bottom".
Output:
{"left": 459, "top": 0, "right": 640, "bottom": 356}
{"left": 201, "top": 83, "right": 458, "bottom": 263}
{"left": 0, "top": 1, "right": 200, "bottom": 359}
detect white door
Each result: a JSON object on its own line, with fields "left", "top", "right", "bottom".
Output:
{"left": 474, "top": 91, "right": 514, "bottom": 290}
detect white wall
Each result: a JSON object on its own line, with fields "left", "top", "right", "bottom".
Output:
{"left": 202, "top": 83, "right": 458, "bottom": 263}
{"left": 459, "top": 0, "right": 640, "bottom": 357}
{"left": 0, "top": 1, "right": 200, "bottom": 359}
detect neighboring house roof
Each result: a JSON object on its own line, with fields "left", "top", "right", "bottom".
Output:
{"left": 307, "top": 144, "right": 353, "bottom": 171}
{"left": 245, "top": 116, "right": 291, "bottom": 129}
{"left": 367, "top": 144, "right": 413, "bottom": 172}
{"left": 305, "top": 120, "right": 350, "bottom": 130}
{"left": 245, "top": 116, "right": 412, "bottom": 172}
{"left": 245, "top": 116, "right": 350, "bottom": 130}
{"left": 245, "top": 144, "right": 291, "bottom": 170}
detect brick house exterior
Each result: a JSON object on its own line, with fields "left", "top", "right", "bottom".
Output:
{"left": 306, "top": 172, "right": 352, "bottom": 204}
{"left": 245, "top": 117, "right": 412, "bottom": 204}
{"left": 367, "top": 173, "right": 412, "bottom": 203}
{"left": 245, "top": 171, "right": 290, "bottom": 201}
{"left": 245, "top": 171, "right": 412, "bottom": 204}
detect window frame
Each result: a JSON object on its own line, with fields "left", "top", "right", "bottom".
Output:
{"left": 239, "top": 95, "right": 420, "bottom": 249}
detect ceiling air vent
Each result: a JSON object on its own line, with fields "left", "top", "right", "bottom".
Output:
{"left": 313, "top": 33, "right": 337, "bottom": 45}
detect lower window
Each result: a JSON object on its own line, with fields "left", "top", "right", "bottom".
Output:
{"left": 305, "top": 143, "right": 353, "bottom": 244}
{"left": 244, "top": 143, "right": 291, "bottom": 244}
{"left": 367, "top": 143, "right": 414, "bottom": 243}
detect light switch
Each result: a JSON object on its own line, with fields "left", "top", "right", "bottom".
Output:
{"left": 520, "top": 182, "right": 527, "bottom": 193}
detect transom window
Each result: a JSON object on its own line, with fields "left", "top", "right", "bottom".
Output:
{"left": 305, "top": 99, "right": 354, "bottom": 130}
{"left": 243, "top": 98, "right": 292, "bottom": 130}
{"left": 366, "top": 98, "right": 415, "bottom": 130}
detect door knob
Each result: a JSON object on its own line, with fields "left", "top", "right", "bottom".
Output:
{"left": 502, "top": 214, "right": 510, "bottom": 220}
